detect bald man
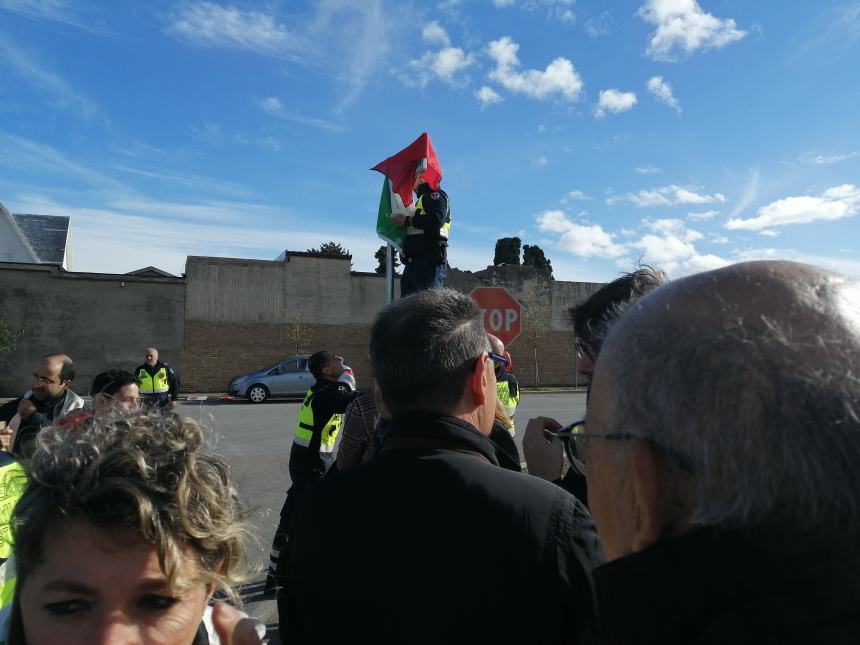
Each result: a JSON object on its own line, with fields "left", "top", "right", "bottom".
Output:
{"left": 579, "top": 261, "right": 860, "bottom": 642}
{"left": 1, "top": 354, "right": 84, "bottom": 457}
{"left": 135, "top": 347, "right": 180, "bottom": 410}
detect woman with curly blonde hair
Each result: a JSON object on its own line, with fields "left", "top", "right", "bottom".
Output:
{"left": 5, "top": 412, "right": 262, "bottom": 645}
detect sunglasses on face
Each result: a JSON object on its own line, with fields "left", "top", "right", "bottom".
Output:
{"left": 574, "top": 339, "right": 600, "bottom": 362}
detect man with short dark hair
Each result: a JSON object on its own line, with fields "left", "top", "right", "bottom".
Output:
{"left": 0, "top": 354, "right": 83, "bottom": 457}
{"left": 59, "top": 370, "right": 141, "bottom": 428}
{"left": 265, "top": 351, "right": 355, "bottom": 595}
{"left": 134, "top": 347, "right": 179, "bottom": 410}
{"left": 281, "top": 289, "right": 603, "bottom": 644}
{"left": 586, "top": 261, "right": 860, "bottom": 642}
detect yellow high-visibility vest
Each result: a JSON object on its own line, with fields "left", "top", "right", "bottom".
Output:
{"left": 138, "top": 367, "right": 169, "bottom": 394}
{"left": 406, "top": 192, "right": 451, "bottom": 240}
{"left": 0, "top": 456, "right": 27, "bottom": 615}
{"left": 294, "top": 389, "right": 343, "bottom": 454}
{"left": 496, "top": 380, "right": 520, "bottom": 435}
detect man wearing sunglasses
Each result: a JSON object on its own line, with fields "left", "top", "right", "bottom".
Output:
{"left": 282, "top": 289, "right": 603, "bottom": 644}
{"left": 586, "top": 261, "right": 860, "bottom": 642}
{"left": 523, "top": 267, "right": 667, "bottom": 505}
{"left": 0, "top": 353, "right": 83, "bottom": 457}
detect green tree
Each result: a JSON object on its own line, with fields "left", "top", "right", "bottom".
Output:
{"left": 523, "top": 244, "right": 553, "bottom": 277}
{"left": 308, "top": 241, "right": 350, "bottom": 256}
{"left": 493, "top": 237, "right": 521, "bottom": 265}
{"left": 0, "top": 314, "right": 24, "bottom": 355}
{"left": 374, "top": 245, "right": 401, "bottom": 275}
{"left": 520, "top": 286, "right": 552, "bottom": 387}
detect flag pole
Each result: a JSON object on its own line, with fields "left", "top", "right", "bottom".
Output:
{"left": 385, "top": 243, "right": 395, "bottom": 303}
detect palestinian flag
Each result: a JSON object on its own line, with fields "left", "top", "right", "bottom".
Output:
{"left": 371, "top": 132, "right": 443, "bottom": 207}
{"left": 375, "top": 178, "right": 410, "bottom": 253}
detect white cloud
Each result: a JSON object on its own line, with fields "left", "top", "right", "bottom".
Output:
{"left": 646, "top": 75, "right": 681, "bottom": 113}
{"left": 0, "top": 0, "right": 100, "bottom": 31}
{"left": 726, "top": 184, "right": 860, "bottom": 231}
{"left": 637, "top": 0, "right": 747, "bottom": 61}
{"left": 492, "top": 0, "right": 576, "bottom": 23}
{"left": 475, "top": 85, "right": 503, "bottom": 108}
{"left": 0, "top": 40, "right": 103, "bottom": 121}
{"left": 687, "top": 209, "right": 719, "bottom": 220}
{"left": 536, "top": 210, "right": 626, "bottom": 258}
{"left": 534, "top": 155, "right": 549, "bottom": 168}
{"left": 584, "top": 11, "right": 612, "bottom": 38}
{"left": 710, "top": 234, "right": 729, "bottom": 244}
{"left": 758, "top": 229, "right": 780, "bottom": 237}
{"left": 645, "top": 218, "right": 702, "bottom": 242}
{"left": 594, "top": 89, "right": 637, "bottom": 118}
{"left": 798, "top": 151, "right": 858, "bottom": 165}
{"left": 620, "top": 184, "right": 726, "bottom": 207}
{"left": 167, "top": 2, "right": 293, "bottom": 56}
{"left": 487, "top": 36, "right": 583, "bottom": 101}
{"left": 421, "top": 20, "right": 450, "bottom": 46}
{"left": 561, "top": 190, "right": 591, "bottom": 202}
{"left": 409, "top": 46, "right": 474, "bottom": 85}
{"left": 254, "top": 97, "right": 343, "bottom": 131}
{"left": 635, "top": 164, "right": 662, "bottom": 174}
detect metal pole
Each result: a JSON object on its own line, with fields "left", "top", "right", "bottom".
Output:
{"left": 385, "top": 244, "right": 395, "bottom": 303}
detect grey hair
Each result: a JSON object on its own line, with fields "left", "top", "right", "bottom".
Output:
{"left": 598, "top": 269, "right": 860, "bottom": 541}
{"left": 370, "top": 288, "right": 490, "bottom": 416}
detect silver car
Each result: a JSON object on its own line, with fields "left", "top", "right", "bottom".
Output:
{"left": 227, "top": 355, "right": 352, "bottom": 403}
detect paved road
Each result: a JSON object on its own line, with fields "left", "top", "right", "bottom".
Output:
{"left": 177, "top": 390, "right": 588, "bottom": 643}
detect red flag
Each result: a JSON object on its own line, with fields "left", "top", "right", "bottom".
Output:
{"left": 371, "top": 132, "right": 442, "bottom": 207}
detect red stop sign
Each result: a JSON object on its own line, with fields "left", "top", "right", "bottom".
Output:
{"left": 469, "top": 287, "right": 522, "bottom": 347}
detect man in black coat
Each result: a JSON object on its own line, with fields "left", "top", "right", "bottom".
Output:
{"left": 281, "top": 288, "right": 603, "bottom": 644}
{"left": 585, "top": 261, "right": 860, "bottom": 644}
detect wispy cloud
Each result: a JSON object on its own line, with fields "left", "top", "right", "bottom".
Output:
{"left": 637, "top": 0, "right": 747, "bottom": 61}
{"left": 646, "top": 75, "right": 681, "bottom": 113}
{"left": 561, "top": 190, "right": 592, "bottom": 203}
{"left": 584, "top": 11, "right": 612, "bottom": 38}
{"left": 0, "top": 40, "right": 104, "bottom": 122}
{"left": 594, "top": 89, "right": 637, "bottom": 118}
{"left": 798, "top": 151, "right": 858, "bottom": 165}
{"left": 726, "top": 184, "right": 860, "bottom": 231}
{"left": 255, "top": 97, "right": 343, "bottom": 132}
{"left": 687, "top": 209, "right": 719, "bottom": 220}
{"left": 728, "top": 167, "right": 759, "bottom": 218}
{"left": 616, "top": 184, "right": 726, "bottom": 207}
{"left": 492, "top": 0, "right": 576, "bottom": 24}
{"left": 487, "top": 36, "right": 583, "bottom": 101}
{"left": 635, "top": 164, "right": 661, "bottom": 174}
{"left": 0, "top": 0, "right": 104, "bottom": 32}
{"left": 791, "top": 2, "right": 860, "bottom": 63}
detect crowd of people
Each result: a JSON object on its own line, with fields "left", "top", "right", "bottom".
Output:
{"left": 1, "top": 258, "right": 859, "bottom": 644}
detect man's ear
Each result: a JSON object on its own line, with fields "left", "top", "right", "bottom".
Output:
{"left": 467, "top": 353, "right": 488, "bottom": 406}
{"left": 629, "top": 440, "right": 673, "bottom": 553}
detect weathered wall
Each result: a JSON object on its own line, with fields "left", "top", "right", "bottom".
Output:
{"left": 0, "top": 263, "right": 185, "bottom": 397}
{"left": 183, "top": 255, "right": 602, "bottom": 391}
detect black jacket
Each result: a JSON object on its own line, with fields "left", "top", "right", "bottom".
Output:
{"left": 595, "top": 526, "right": 860, "bottom": 645}
{"left": 283, "top": 413, "right": 604, "bottom": 644}
{"left": 404, "top": 183, "right": 449, "bottom": 260}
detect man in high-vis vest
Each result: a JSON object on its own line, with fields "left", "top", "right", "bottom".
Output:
{"left": 134, "top": 347, "right": 180, "bottom": 411}
{"left": 489, "top": 334, "right": 520, "bottom": 434}
{"left": 392, "top": 170, "right": 451, "bottom": 297}
{"left": 265, "top": 350, "right": 356, "bottom": 595}
{"left": 0, "top": 450, "right": 27, "bottom": 624}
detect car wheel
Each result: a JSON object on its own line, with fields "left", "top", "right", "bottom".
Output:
{"left": 247, "top": 384, "right": 269, "bottom": 403}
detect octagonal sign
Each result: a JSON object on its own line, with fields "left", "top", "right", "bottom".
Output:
{"left": 469, "top": 287, "right": 522, "bottom": 347}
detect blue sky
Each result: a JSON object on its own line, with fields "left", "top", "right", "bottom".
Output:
{"left": 1, "top": 0, "right": 858, "bottom": 281}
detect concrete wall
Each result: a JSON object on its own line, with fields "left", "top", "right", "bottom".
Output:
{"left": 0, "top": 263, "right": 185, "bottom": 397}
{"left": 183, "top": 254, "right": 602, "bottom": 391}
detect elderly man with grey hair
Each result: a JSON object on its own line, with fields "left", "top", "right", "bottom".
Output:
{"left": 281, "top": 288, "right": 603, "bottom": 644}
{"left": 581, "top": 261, "right": 860, "bottom": 643}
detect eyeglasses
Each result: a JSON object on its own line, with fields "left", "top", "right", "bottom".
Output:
{"left": 574, "top": 339, "right": 600, "bottom": 362}
{"left": 547, "top": 419, "right": 696, "bottom": 475}
{"left": 488, "top": 352, "right": 510, "bottom": 376}
{"left": 32, "top": 373, "right": 62, "bottom": 385}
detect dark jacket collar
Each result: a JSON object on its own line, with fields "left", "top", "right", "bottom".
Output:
{"left": 594, "top": 525, "right": 860, "bottom": 645}
{"left": 382, "top": 412, "right": 499, "bottom": 466}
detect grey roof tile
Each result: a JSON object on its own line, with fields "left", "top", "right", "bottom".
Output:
{"left": 11, "top": 213, "right": 69, "bottom": 265}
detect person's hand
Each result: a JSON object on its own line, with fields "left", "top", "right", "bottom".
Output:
{"left": 17, "top": 398, "right": 36, "bottom": 421}
{"left": 211, "top": 602, "right": 266, "bottom": 644}
{"left": 391, "top": 214, "right": 409, "bottom": 227}
{"left": 170, "top": 400, "right": 177, "bottom": 411}
{"left": 523, "top": 416, "right": 564, "bottom": 481}
{"left": 0, "top": 424, "right": 11, "bottom": 452}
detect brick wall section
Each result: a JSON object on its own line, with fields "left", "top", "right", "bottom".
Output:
{"left": 183, "top": 320, "right": 373, "bottom": 392}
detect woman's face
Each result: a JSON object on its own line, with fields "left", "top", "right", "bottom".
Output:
{"left": 19, "top": 520, "right": 211, "bottom": 645}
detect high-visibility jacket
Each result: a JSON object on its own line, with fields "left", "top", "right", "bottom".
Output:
{"left": 138, "top": 366, "right": 170, "bottom": 394}
{"left": 404, "top": 184, "right": 451, "bottom": 262}
{"left": 406, "top": 192, "right": 451, "bottom": 241}
{"left": 294, "top": 389, "right": 343, "bottom": 454}
{"left": 496, "top": 372, "right": 520, "bottom": 436}
{"left": 0, "top": 452, "right": 27, "bottom": 619}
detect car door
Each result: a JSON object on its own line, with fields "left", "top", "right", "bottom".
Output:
{"left": 266, "top": 359, "right": 301, "bottom": 396}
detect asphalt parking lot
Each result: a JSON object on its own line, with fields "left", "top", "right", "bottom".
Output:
{"left": 179, "top": 390, "right": 588, "bottom": 642}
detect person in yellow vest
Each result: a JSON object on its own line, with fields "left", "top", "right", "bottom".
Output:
{"left": 265, "top": 350, "right": 356, "bottom": 595}
{"left": 487, "top": 334, "right": 521, "bottom": 471}
{"left": 135, "top": 347, "right": 179, "bottom": 411}
{"left": 392, "top": 170, "right": 451, "bottom": 297}
{"left": 0, "top": 450, "right": 27, "bottom": 627}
